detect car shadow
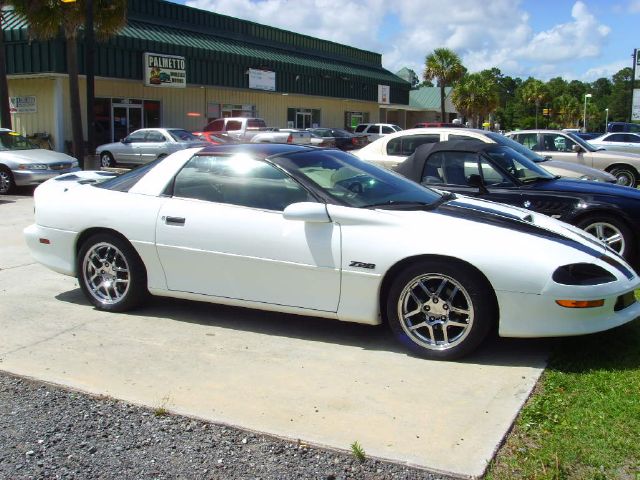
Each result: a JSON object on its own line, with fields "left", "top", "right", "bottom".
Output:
{"left": 0, "top": 199, "right": 15, "bottom": 205}
{"left": 55, "top": 288, "right": 550, "bottom": 368}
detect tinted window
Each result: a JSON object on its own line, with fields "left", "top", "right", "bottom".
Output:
{"left": 247, "top": 119, "right": 267, "bottom": 129}
{"left": 145, "top": 131, "right": 166, "bottom": 142}
{"left": 126, "top": 131, "right": 148, "bottom": 143}
{"left": 607, "top": 134, "right": 626, "bottom": 142}
{"left": 425, "top": 151, "right": 478, "bottom": 186}
{"left": 381, "top": 126, "right": 395, "bottom": 134}
{"left": 354, "top": 125, "right": 367, "bottom": 133}
{"left": 226, "top": 121, "right": 242, "bottom": 131}
{"left": 173, "top": 154, "right": 314, "bottom": 211}
{"left": 205, "top": 119, "right": 224, "bottom": 132}
{"left": 366, "top": 125, "right": 380, "bottom": 134}
{"left": 168, "top": 129, "right": 200, "bottom": 142}
{"left": 625, "top": 134, "right": 640, "bottom": 143}
{"left": 542, "top": 133, "right": 575, "bottom": 152}
{"left": 386, "top": 134, "right": 440, "bottom": 156}
{"left": 449, "top": 134, "right": 484, "bottom": 145}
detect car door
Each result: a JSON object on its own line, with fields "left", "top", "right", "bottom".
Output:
{"left": 366, "top": 125, "right": 381, "bottom": 141}
{"left": 155, "top": 154, "right": 341, "bottom": 312}
{"left": 537, "top": 132, "right": 591, "bottom": 167}
{"left": 137, "top": 130, "right": 168, "bottom": 163}
{"left": 116, "top": 130, "right": 147, "bottom": 163}
{"left": 419, "top": 150, "right": 524, "bottom": 207}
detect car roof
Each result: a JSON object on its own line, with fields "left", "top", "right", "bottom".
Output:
{"left": 506, "top": 129, "right": 568, "bottom": 134}
{"left": 196, "top": 142, "right": 315, "bottom": 159}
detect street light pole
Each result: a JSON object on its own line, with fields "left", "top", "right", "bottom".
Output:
{"left": 605, "top": 108, "right": 609, "bottom": 132}
{"left": 583, "top": 93, "right": 592, "bottom": 132}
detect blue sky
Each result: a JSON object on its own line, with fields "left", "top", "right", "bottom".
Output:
{"left": 172, "top": 0, "right": 639, "bottom": 82}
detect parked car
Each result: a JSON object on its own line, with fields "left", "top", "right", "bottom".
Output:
{"left": 354, "top": 127, "right": 616, "bottom": 183}
{"left": 505, "top": 129, "right": 640, "bottom": 186}
{"left": 0, "top": 128, "right": 79, "bottom": 194}
{"left": 25, "top": 143, "right": 640, "bottom": 360}
{"left": 306, "top": 128, "right": 368, "bottom": 150}
{"left": 193, "top": 132, "right": 241, "bottom": 145}
{"left": 607, "top": 122, "right": 640, "bottom": 133}
{"left": 574, "top": 132, "right": 602, "bottom": 141}
{"left": 394, "top": 140, "right": 640, "bottom": 266}
{"left": 588, "top": 132, "right": 640, "bottom": 154}
{"left": 353, "top": 123, "right": 402, "bottom": 141}
{"left": 307, "top": 131, "right": 336, "bottom": 148}
{"left": 201, "top": 117, "right": 312, "bottom": 144}
{"left": 96, "top": 128, "right": 208, "bottom": 167}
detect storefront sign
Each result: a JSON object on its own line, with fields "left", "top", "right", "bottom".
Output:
{"left": 632, "top": 89, "right": 640, "bottom": 121}
{"left": 378, "top": 85, "right": 390, "bottom": 105}
{"left": 249, "top": 69, "right": 276, "bottom": 91}
{"left": 144, "top": 53, "right": 186, "bottom": 88}
{"left": 9, "top": 96, "right": 37, "bottom": 113}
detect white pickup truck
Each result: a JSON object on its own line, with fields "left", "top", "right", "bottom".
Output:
{"left": 200, "top": 117, "right": 312, "bottom": 144}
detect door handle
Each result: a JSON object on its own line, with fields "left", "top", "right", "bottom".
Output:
{"left": 164, "top": 216, "right": 186, "bottom": 226}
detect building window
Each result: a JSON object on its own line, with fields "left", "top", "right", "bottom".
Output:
{"left": 206, "top": 102, "right": 257, "bottom": 123}
{"left": 345, "top": 111, "right": 369, "bottom": 130}
{"left": 287, "top": 108, "right": 321, "bottom": 129}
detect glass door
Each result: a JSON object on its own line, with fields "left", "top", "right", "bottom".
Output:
{"left": 296, "top": 111, "right": 312, "bottom": 129}
{"left": 112, "top": 104, "right": 143, "bottom": 141}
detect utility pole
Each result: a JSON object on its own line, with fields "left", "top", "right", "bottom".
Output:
{"left": 0, "top": 6, "right": 12, "bottom": 129}
{"left": 85, "top": 0, "right": 95, "bottom": 167}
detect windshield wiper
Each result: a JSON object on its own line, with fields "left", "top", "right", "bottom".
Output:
{"left": 363, "top": 192, "right": 457, "bottom": 210}
{"left": 521, "top": 176, "right": 557, "bottom": 184}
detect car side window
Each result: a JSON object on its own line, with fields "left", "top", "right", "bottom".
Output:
{"left": 515, "top": 133, "right": 539, "bottom": 151}
{"left": 173, "top": 155, "right": 315, "bottom": 211}
{"left": 126, "top": 131, "right": 148, "bottom": 143}
{"left": 145, "top": 131, "right": 165, "bottom": 142}
{"left": 391, "top": 134, "right": 440, "bottom": 156}
{"left": 625, "top": 134, "right": 640, "bottom": 143}
{"left": 542, "top": 134, "right": 574, "bottom": 152}
{"left": 226, "top": 120, "right": 242, "bottom": 132}
{"left": 480, "top": 154, "right": 515, "bottom": 187}
{"left": 354, "top": 125, "right": 367, "bottom": 133}
{"left": 610, "top": 134, "right": 627, "bottom": 142}
{"left": 423, "top": 151, "right": 478, "bottom": 186}
{"left": 204, "top": 119, "right": 224, "bottom": 132}
{"left": 448, "top": 134, "right": 484, "bottom": 145}
{"left": 381, "top": 126, "right": 395, "bottom": 134}
{"left": 366, "top": 125, "right": 380, "bottom": 134}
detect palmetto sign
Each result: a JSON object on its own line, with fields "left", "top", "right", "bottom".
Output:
{"left": 143, "top": 53, "right": 187, "bottom": 88}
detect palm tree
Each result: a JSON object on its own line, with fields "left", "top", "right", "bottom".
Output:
{"left": 12, "top": 0, "right": 126, "bottom": 165}
{"left": 554, "top": 94, "right": 580, "bottom": 128}
{"left": 519, "top": 79, "right": 548, "bottom": 129}
{"left": 423, "top": 48, "right": 466, "bottom": 122}
{"left": 451, "top": 72, "right": 499, "bottom": 127}
{"left": 0, "top": 1, "right": 12, "bottom": 129}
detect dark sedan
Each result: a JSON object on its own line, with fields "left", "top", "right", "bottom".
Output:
{"left": 307, "top": 128, "right": 368, "bottom": 150}
{"left": 395, "top": 140, "right": 640, "bottom": 267}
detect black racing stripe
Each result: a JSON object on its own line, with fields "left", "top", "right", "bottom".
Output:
{"left": 437, "top": 201, "right": 604, "bottom": 259}
{"left": 601, "top": 255, "right": 635, "bottom": 280}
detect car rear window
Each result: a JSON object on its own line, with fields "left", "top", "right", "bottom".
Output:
{"left": 95, "top": 160, "right": 161, "bottom": 192}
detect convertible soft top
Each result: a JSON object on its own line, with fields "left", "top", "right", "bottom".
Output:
{"left": 394, "top": 140, "right": 500, "bottom": 179}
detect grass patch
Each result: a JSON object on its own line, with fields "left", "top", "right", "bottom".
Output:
{"left": 350, "top": 440, "right": 366, "bottom": 463}
{"left": 487, "top": 316, "right": 640, "bottom": 479}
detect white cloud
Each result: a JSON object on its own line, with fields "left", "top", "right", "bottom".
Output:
{"left": 629, "top": 0, "right": 640, "bottom": 13}
{"left": 184, "top": 0, "right": 613, "bottom": 81}
{"left": 582, "top": 59, "right": 630, "bottom": 81}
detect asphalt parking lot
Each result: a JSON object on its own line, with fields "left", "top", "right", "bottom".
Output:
{"left": 0, "top": 190, "right": 548, "bottom": 478}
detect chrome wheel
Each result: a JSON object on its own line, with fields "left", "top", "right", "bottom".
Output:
{"left": 397, "top": 274, "right": 474, "bottom": 351}
{"left": 82, "top": 242, "right": 131, "bottom": 305}
{"left": 0, "top": 168, "right": 13, "bottom": 194}
{"left": 584, "top": 221, "right": 625, "bottom": 254}
{"left": 100, "top": 153, "right": 114, "bottom": 168}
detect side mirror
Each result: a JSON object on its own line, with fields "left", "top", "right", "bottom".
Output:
{"left": 572, "top": 144, "right": 582, "bottom": 153}
{"left": 283, "top": 202, "right": 331, "bottom": 223}
{"left": 121, "top": 138, "right": 130, "bottom": 144}
{"left": 467, "top": 174, "right": 488, "bottom": 194}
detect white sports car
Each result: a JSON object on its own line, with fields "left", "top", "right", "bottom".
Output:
{"left": 24, "top": 144, "right": 640, "bottom": 360}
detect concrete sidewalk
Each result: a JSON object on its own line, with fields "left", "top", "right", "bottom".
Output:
{"left": 0, "top": 195, "right": 547, "bottom": 478}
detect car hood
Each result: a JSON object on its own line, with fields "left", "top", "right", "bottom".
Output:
{"left": 526, "top": 177, "right": 640, "bottom": 198}
{"left": 0, "top": 149, "right": 76, "bottom": 164}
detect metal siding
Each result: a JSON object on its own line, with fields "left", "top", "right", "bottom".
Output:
{"left": 7, "top": 78, "right": 56, "bottom": 144}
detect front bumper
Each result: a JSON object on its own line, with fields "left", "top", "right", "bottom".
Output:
{"left": 13, "top": 167, "right": 81, "bottom": 186}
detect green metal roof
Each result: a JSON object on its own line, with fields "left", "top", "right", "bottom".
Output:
{"left": 410, "top": 86, "right": 457, "bottom": 112}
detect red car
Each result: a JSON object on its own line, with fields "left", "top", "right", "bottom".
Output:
{"left": 193, "top": 132, "right": 241, "bottom": 144}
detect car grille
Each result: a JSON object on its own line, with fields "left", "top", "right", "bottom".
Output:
{"left": 49, "top": 162, "right": 73, "bottom": 171}
{"left": 614, "top": 291, "right": 636, "bottom": 312}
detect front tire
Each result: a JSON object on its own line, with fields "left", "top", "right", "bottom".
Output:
{"left": 100, "top": 152, "right": 115, "bottom": 168}
{"left": 0, "top": 166, "right": 15, "bottom": 195}
{"left": 577, "top": 215, "right": 635, "bottom": 262}
{"left": 77, "top": 233, "right": 148, "bottom": 312}
{"left": 386, "top": 260, "right": 496, "bottom": 360}
{"left": 609, "top": 166, "right": 637, "bottom": 187}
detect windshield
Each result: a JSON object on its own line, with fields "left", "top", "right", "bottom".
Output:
{"left": 168, "top": 129, "right": 201, "bottom": 142}
{"left": 276, "top": 150, "right": 442, "bottom": 208}
{"left": 565, "top": 132, "right": 598, "bottom": 152}
{"left": 95, "top": 159, "right": 162, "bottom": 192}
{"left": 484, "top": 146, "right": 555, "bottom": 183}
{"left": 484, "top": 132, "right": 548, "bottom": 163}
{"left": 0, "top": 131, "right": 38, "bottom": 151}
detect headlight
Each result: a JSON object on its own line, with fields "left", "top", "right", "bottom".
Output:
{"left": 552, "top": 263, "right": 616, "bottom": 285}
{"left": 17, "top": 163, "right": 48, "bottom": 170}
{"left": 71, "top": 160, "right": 79, "bottom": 168}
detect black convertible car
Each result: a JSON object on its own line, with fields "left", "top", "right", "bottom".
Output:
{"left": 395, "top": 140, "right": 640, "bottom": 267}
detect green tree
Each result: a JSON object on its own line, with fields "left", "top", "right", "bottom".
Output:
{"left": 609, "top": 67, "right": 633, "bottom": 122}
{"left": 12, "top": 0, "right": 126, "bottom": 164}
{"left": 451, "top": 71, "right": 499, "bottom": 128}
{"left": 520, "top": 78, "right": 548, "bottom": 129}
{"left": 423, "top": 48, "right": 466, "bottom": 122}
{"left": 554, "top": 94, "right": 580, "bottom": 128}
{"left": 546, "top": 77, "right": 568, "bottom": 101}
{"left": 0, "top": 1, "right": 12, "bottom": 129}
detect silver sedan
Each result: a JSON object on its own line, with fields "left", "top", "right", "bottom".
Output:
{"left": 0, "top": 128, "right": 79, "bottom": 194}
{"left": 588, "top": 132, "right": 640, "bottom": 154}
{"left": 96, "top": 128, "right": 208, "bottom": 167}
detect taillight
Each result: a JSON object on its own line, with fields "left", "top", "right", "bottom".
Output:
{"left": 351, "top": 137, "right": 357, "bottom": 145}
{"left": 287, "top": 134, "right": 293, "bottom": 143}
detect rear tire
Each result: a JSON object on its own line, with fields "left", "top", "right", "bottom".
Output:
{"left": 386, "top": 260, "right": 496, "bottom": 360}
{"left": 77, "top": 233, "right": 148, "bottom": 312}
{"left": 608, "top": 166, "right": 637, "bottom": 187}
{"left": 0, "top": 166, "right": 15, "bottom": 195}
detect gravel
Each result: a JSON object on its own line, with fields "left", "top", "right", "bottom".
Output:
{"left": 0, "top": 372, "right": 452, "bottom": 479}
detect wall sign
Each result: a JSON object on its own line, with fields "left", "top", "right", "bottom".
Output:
{"left": 144, "top": 53, "right": 186, "bottom": 88}
{"left": 378, "top": 85, "right": 390, "bottom": 104}
{"left": 9, "top": 96, "right": 37, "bottom": 113}
{"left": 632, "top": 89, "right": 640, "bottom": 121}
{"left": 249, "top": 69, "right": 276, "bottom": 91}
